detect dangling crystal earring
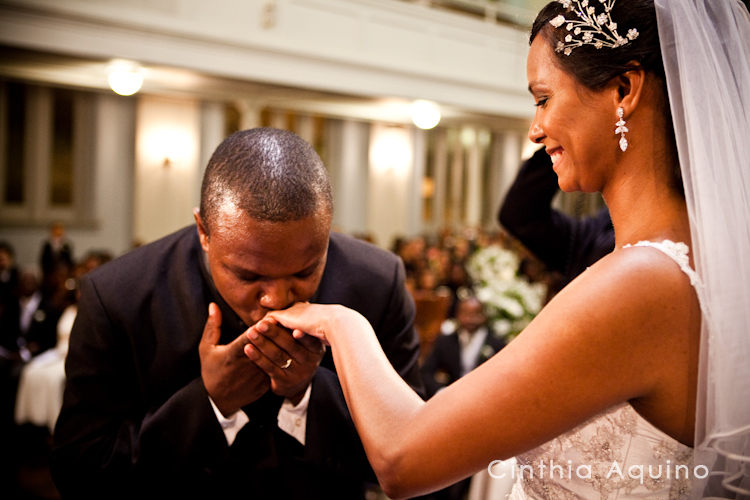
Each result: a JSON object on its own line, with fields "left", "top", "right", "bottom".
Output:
{"left": 615, "top": 107, "right": 629, "bottom": 152}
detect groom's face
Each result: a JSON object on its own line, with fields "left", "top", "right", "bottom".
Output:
{"left": 196, "top": 206, "right": 330, "bottom": 327}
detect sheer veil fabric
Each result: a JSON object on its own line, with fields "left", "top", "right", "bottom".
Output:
{"left": 655, "top": 0, "right": 750, "bottom": 497}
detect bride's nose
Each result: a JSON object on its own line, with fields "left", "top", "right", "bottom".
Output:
{"left": 529, "top": 122, "right": 545, "bottom": 144}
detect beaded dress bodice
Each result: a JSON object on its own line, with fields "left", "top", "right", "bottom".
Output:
{"left": 509, "top": 241, "right": 698, "bottom": 499}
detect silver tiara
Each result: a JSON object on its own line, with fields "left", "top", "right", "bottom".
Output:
{"left": 549, "top": 0, "right": 639, "bottom": 56}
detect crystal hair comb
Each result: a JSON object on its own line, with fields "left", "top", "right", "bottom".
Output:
{"left": 549, "top": 0, "right": 639, "bottom": 56}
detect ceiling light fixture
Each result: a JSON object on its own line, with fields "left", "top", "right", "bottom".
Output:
{"left": 108, "top": 59, "right": 144, "bottom": 96}
{"left": 410, "top": 99, "right": 441, "bottom": 130}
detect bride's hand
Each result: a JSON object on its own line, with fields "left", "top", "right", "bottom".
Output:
{"left": 249, "top": 302, "right": 343, "bottom": 346}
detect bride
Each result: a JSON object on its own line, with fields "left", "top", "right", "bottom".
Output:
{"left": 243, "top": 1, "right": 750, "bottom": 498}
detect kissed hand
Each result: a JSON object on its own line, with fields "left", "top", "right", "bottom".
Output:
{"left": 258, "top": 302, "right": 353, "bottom": 346}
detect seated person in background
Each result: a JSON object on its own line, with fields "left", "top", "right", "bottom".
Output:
{"left": 1, "top": 268, "right": 62, "bottom": 362}
{"left": 51, "top": 128, "right": 423, "bottom": 499}
{"left": 498, "top": 147, "right": 614, "bottom": 285}
{"left": 14, "top": 251, "right": 111, "bottom": 433}
{"left": 1, "top": 267, "right": 63, "bottom": 489}
{"left": 421, "top": 293, "right": 506, "bottom": 399}
{"left": 0, "top": 241, "right": 19, "bottom": 313}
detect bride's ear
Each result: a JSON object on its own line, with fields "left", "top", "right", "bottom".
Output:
{"left": 612, "top": 63, "right": 646, "bottom": 118}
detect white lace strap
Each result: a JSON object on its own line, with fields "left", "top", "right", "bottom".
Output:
{"left": 622, "top": 240, "right": 702, "bottom": 290}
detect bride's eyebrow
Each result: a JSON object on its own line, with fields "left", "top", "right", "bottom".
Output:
{"left": 528, "top": 81, "right": 550, "bottom": 96}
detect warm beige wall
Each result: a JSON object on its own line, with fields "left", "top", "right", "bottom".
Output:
{"left": 133, "top": 96, "right": 201, "bottom": 245}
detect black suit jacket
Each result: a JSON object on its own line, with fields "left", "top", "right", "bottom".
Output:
{"left": 420, "top": 325, "right": 505, "bottom": 399}
{"left": 51, "top": 226, "right": 423, "bottom": 499}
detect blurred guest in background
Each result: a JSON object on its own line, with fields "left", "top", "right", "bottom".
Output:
{"left": 0, "top": 241, "right": 19, "bottom": 313}
{"left": 421, "top": 293, "right": 506, "bottom": 399}
{"left": 14, "top": 250, "right": 111, "bottom": 434}
{"left": 1, "top": 266, "right": 64, "bottom": 492}
{"left": 2, "top": 268, "right": 63, "bottom": 363}
{"left": 39, "top": 222, "right": 74, "bottom": 280}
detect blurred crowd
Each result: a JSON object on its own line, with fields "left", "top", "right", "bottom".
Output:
{"left": 391, "top": 228, "right": 562, "bottom": 316}
{"left": 1, "top": 223, "right": 112, "bottom": 365}
{"left": 1, "top": 223, "right": 113, "bottom": 495}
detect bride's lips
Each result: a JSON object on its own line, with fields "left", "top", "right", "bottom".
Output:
{"left": 547, "top": 148, "right": 563, "bottom": 170}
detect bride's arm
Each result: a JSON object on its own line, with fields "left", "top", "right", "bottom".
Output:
{"left": 247, "top": 249, "right": 698, "bottom": 499}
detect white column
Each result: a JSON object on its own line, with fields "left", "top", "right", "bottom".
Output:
{"left": 326, "top": 119, "right": 369, "bottom": 236}
{"left": 268, "top": 109, "right": 287, "bottom": 130}
{"left": 295, "top": 114, "right": 315, "bottom": 145}
{"left": 197, "top": 101, "right": 226, "bottom": 208}
{"left": 485, "top": 132, "right": 505, "bottom": 229}
{"left": 79, "top": 93, "right": 136, "bottom": 256}
{"left": 236, "top": 99, "right": 262, "bottom": 130}
{"left": 407, "top": 127, "right": 426, "bottom": 237}
{"left": 368, "top": 124, "right": 412, "bottom": 249}
{"left": 500, "top": 131, "right": 523, "bottom": 204}
{"left": 448, "top": 129, "right": 464, "bottom": 230}
{"left": 463, "top": 126, "right": 482, "bottom": 228}
{"left": 432, "top": 128, "right": 448, "bottom": 232}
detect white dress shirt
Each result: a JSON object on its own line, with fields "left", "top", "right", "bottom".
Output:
{"left": 209, "top": 383, "right": 312, "bottom": 446}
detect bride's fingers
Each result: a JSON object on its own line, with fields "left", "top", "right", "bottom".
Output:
{"left": 267, "top": 303, "right": 316, "bottom": 330}
{"left": 288, "top": 325, "right": 328, "bottom": 344}
{"left": 266, "top": 303, "right": 338, "bottom": 346}
{"left": 293, "top": 328, "right": 330, "bottom": 347}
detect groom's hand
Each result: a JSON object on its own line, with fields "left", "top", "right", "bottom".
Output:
{"left": 199, "top": 303, "right": 270, "bottom": 416}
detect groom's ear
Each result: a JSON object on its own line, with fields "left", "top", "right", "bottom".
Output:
{"left": 194, "top": 208, "right": 210, "bottom": 253}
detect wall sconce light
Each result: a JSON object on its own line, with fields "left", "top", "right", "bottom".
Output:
{"left": 143, "top": 126, "right": 193, "bottom": 169}
{"left": 108, "top": 59, "right": 144, "bottom": 96}
{"left": 410, "top": 99, "right": 441, "bottom": 130}
{"left": 370, "top": 126, "right": 413, "bottom": 175}
{"left": 460, "top": 126, "right": 477, "bottom": 147}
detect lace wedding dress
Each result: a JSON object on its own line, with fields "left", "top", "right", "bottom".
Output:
{"left": 508, "top": 241, "right": 698, "bottom": 499}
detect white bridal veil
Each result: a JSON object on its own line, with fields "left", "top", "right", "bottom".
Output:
{"left": 654, "top": 0, "right": 750, "bottom": 497}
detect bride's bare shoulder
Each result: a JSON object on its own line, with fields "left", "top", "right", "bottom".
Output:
{"left": 579, "top": 243, "right": 695, "bottom": 293}
{"left": 540, "top": 243, "right": 699, "bottom": 343}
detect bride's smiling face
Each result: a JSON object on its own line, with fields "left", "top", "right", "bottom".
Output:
{"left": 526, "top": 36, "right": 617, "bottom": 193}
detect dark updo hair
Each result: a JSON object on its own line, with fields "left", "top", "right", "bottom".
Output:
{"left": 200, "top": 128, "right": 333, "bottom": 233}
{"left": 530, "top": 0, "right": 682, "bottom": 194}
{"left": 530, "top": 0, "right": 664, "bottom": 90}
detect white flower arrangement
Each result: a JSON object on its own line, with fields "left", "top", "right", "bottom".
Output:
{"left": 466, "top": 245, "right": 547, "bottom": 340}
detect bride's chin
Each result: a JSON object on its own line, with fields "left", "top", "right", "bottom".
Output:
{"left": 555, "top": 174, "right": 579, "bottom": 193}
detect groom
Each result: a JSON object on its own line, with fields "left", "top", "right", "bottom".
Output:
{"left": 51, "top": 128, "right": 423, "bottom": 499}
